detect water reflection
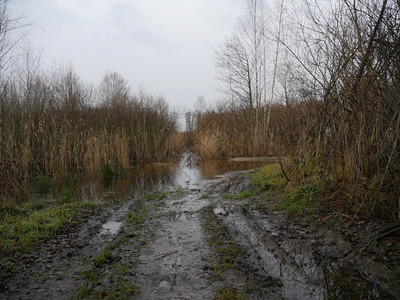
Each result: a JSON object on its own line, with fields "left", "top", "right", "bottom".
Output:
{"left": 52, "top": 152, "right": 265, "bottom": 201}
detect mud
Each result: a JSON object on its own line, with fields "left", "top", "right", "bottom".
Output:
{"left": 135, "top": 191, "right": 217, "bottom": 299}
{"left": 1, "top": 166, "right": 398, "bottom": 299}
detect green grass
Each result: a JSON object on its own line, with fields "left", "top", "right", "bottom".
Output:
{"left": 223, "top": 190, "right": 256, "bottom": 200}
{"left": 101, "top": 163, "right": 117, "bottom": 181}
{"left": 101, "top": 277, "right": 140, "bottom": 299}
{"left": 144, "top": 191, "right": 170, "bottom": 201}
{"left": 394, "top": 265, "right": 400, "bottom": 279}
{"left": 127, "top": 199, "right": 149, "bottom": 228}
{"left": 172, "top": 200, "right": 186, "bottom": 206}
{"left": 76, "top": 276, "right": 139, "bottom": 300}
{"left": 251, "top": 163, "right": 287, "bottom": 190}
{"left": 0, "top": 198, "right": 99, "bottom": 256}
{"left": 202, "top": 206, "right": 244, "bottom": 276}
{"left": 94, "top": 248, "right": 114, "bottom": 268}
{"left": 31, "top": 174, "right": 53, "bottom": 194}
{"left": 214, "top": 286, "right": 245, "bottom": 300}
{"left": 202, "top": 206, "right": 249, "bottom": 299}
{"left": 251, "top": 163, "right": 321, "bottom": 216}
{"left": 279, "top": 183, "right": 321, "bottom": 215}
{"left": 74, "top": 195, "right": 150, "bottom": 300}
{"left": 128, "top": 211, "right": 146, "bottom": 227}
{"left": 113, "top": 263, "right": 131, "bottom": 274}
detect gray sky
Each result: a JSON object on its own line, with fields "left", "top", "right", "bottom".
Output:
{"left": 12, "top": 0, "right": 244, "bottom": 110}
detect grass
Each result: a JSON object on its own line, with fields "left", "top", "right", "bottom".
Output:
{"left": 279, "top": 183, "right": 321, "bottom": 215}
{"left": 0, "top": 198, "right": 100, "bottom": 256}
{"left": 127, "top": 198, "right": 150, "bottom": 228}
{"left": 201, "top": 206, "right": 244, "bottom": 276}
{"left": 394, "top": 265, "right": 400, "bottom": 279}
{"left": 31, "top": 174, "right": 53, "bottom": 194}
{"left": 75, "top": 275, "right": 140, "bottom": 300}
{"left": 144, "top": 191, "right": 170, "bottom": 201}
{"left": 101, "top": 277, "right": 140, "bottom": 299}
{"left": 250, "top": 163, "right": 321, "bottom": 216}
{"left": 214, "top": 286, "right": 246, "bottom": 300}
{"left": 223, "top": 190, "right": 256, "bottom": 200}
{"left": 251, "top": 163, "right": 287, "bottom": 190}
{"left": 75, "top": 194, "right": 153, "bottom": 300}
{"left": 94, "top": 248, "right": 114, "bottom": 268}
{"left": 113, "top": 264, "right": 131, "bottom": 274}
{"left": 172, "top": 200, "right": 186, "bottom": 206}
{"left": 128, "top": 210, "right": 146, "bottom": 228}
{"left": 201, "top": 206, "right": 249, "bottom": 299}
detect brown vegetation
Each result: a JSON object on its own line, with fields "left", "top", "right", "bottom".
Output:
{"left": 0, "top": 68, "right": 181, "bottom": 200}
{"left": 195, "top": 0, "right": 400, "bottom": 221}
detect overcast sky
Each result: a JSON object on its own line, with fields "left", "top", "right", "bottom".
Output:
{"left": 12, "top": 0, "right": 244, "bottom": 110}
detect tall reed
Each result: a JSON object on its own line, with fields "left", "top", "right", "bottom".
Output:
{"left": 0, "top": 68, "right": 182, "bottom": 200}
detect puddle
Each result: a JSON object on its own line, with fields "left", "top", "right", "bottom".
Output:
{"left": 99, "top": 221, "right": 122, "bottom": 235}
{"left": 322, "top": 263, "right": 384, "bottom": 299}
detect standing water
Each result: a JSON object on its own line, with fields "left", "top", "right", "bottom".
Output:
{"left": 51, "top": 151, "right": 265, "bottom": 202}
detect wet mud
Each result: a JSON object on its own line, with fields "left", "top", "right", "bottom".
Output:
{"left": 1, "top": 166, "right": 398, "bottom": 299}
{"left": 135, "top": 190, "right": 217, "bottom": 299}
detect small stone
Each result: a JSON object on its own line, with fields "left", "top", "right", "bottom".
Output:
{"left": 159, "top": 280, "right": 171, "bottom": 289}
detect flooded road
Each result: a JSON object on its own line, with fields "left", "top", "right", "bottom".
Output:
{"left": 0, "top": 152, "right": 396, "bottom": 299}
{"left": 52, "top": 151, "right": 265, "bottom": 202}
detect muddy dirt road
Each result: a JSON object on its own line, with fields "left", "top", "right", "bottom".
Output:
{"left": 1, "top": 167, "right": 397, "bottom": 299}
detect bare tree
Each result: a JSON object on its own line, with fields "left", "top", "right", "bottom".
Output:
{"left": 0, "top": 0, "right": 28, "bottom": 74}
{"left": 265, "top": 0, "right": 284, "bottom": 135}
{"left": 98, "top": 71, "right": 130, "bottom": 108}
{"left": 278, "top": 0, "right": 400, "bottom": 218}
{"left": 215, "top": 0, "right": 269, "bottom": 123}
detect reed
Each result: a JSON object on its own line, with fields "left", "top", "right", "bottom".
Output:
{"left": 0, "top": 68, "right": 182, "bottom": 201}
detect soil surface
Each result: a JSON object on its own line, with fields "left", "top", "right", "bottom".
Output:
{"left": 1, "top": 171, "right": 399, "bottom": 299}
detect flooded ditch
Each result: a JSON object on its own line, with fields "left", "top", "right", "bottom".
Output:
{"left": 0, "top": 152, "right": 396, "bottom": 299}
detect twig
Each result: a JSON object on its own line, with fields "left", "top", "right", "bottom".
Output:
{"left": 354, "top": 220, "right": 400, "bottom": 250}
{"left": 155, "top": 250, "right": 179, "bottom": 260}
